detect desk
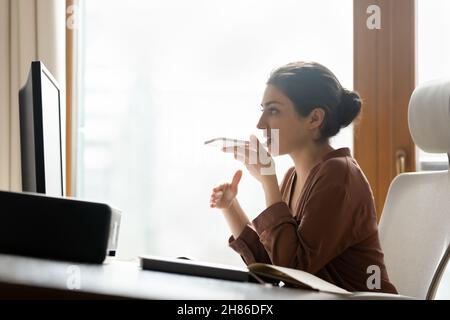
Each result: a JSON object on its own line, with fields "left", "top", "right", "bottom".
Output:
{"left": 0, "top": 254, "right": 408, "bottom": 299}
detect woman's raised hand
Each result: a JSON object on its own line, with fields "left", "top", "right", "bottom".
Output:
{"left": 222, "top": 135, "right": 276, "bottom": 184}
{"left": 210, "top": 170, "right": 242, "bottom": 209}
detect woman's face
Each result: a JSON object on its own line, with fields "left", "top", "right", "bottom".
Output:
{"left": 257, "top": 84, "right": 323, "bottom": 156}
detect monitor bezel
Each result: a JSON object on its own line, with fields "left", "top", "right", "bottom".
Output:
{"left": 31, "top": 61, "right": 64, "bottom": 196}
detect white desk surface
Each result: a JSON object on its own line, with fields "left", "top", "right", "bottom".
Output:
{"left": 0, "top": 254, "right": 409, "bottom": 300}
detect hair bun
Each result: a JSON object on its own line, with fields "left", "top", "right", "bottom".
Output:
{"left": 337, "top": 89, "right": 362, "bottom": 128}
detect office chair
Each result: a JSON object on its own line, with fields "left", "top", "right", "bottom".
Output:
{"left": 378, "top": 78, "right": 450, "bottom": 299}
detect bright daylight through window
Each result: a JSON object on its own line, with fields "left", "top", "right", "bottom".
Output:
{"left": 76, "top": 0, "right": 353, "bottom": 265}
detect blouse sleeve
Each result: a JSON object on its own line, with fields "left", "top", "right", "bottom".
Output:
{"left": 228, "top": 225, "right": 271, "bottom": 264}
{"left": 251, "top": 164, "right": 357, "bottom": 274}
{"left": 227, "top": 167, "right": 295, "bottom": 265}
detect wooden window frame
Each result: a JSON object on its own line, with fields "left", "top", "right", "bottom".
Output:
{"left": 353, "top": 0, "right": 416, "bottom": 221}
{"left": 65, "top": 0, "right": 76, "bottom": 197}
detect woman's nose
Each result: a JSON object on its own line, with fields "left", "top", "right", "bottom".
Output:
{"left": 256, "top": 114, "right": 266, "bottom": 130}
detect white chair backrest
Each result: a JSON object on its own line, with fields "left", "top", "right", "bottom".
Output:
{"left": 379, "top": 78, "right": 450, "bottom": 299}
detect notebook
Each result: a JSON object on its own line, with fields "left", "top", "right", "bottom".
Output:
{"left": 139, "top": 255, "right": 351, "bottom": 295}
{"left": 140, "top": 255, "right": 259, "bottom": 283}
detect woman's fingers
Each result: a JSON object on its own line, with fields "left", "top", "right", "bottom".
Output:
{"left": 210, "top": 182, "right": 234, "bottom": 209}
{"left": 211, "top": 185, "right": 227, "bottom": 198}
{"left": 230, "top": 170, "right": 242, "bottom": 190}
{"left": 210, "top": 192, "right": 223, "bottom": 203}
{"left": 222, "top": 146, "right": 256, "bottom": 154}
{"left": 222, "top": 145, "right": 270, "bottom": 167}
{"left": 250, "top": 134, "right": 263, "bottom": 153}
{"left": 225, "top": 136, "right": 274, "bottom": 168}
{"left": 212, "top": 183, "right": 229, "bottom": 194}
{"left": 212, "top": 183, "right": 226, "bottom": 192}
{"left": 222, "top": 146, "right": 252, "bottom": 162}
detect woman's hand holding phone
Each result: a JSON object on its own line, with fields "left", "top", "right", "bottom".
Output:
{"left": 208, "top": 135, "right": 281, "bottom": 235}
{"left": 220, "top": 135, "right": 276, "bottom": 185}
{"left": 218, "top": 134, "right": 282, "bottom": 208}
{"left": 205, "top": 135, "right": 282, "bottom": 214}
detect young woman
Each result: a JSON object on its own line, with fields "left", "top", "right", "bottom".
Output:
{"left": 209, "top": 61, "right": 397, "bottom": 293}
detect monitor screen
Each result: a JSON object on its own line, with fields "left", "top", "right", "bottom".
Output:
{"left": 41, "top": 70, "right": 63, "bottom": 196}
{"left": 19, "top": 61, "right": 64, "bottom": 197}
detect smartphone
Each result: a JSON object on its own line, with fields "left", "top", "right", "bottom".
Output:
{"left": 204, "top": 137, "right": 249, "bottom": 148}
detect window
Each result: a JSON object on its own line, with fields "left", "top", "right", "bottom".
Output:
{"left": 76, "top": 0, "right": 353, "bottom": 265}
{"left": 417, "top": 0, "right": 450, "bottom": 171}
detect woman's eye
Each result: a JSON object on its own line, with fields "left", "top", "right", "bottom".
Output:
{"left": 260, "top": 107, "right": 278, "bottom": 115}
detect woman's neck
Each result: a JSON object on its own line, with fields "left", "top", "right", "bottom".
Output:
{"left": 289, "top": 141, "right": 335, "bottom": 178}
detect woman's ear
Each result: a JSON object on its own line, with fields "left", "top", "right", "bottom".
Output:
{"left": 308, "top": 107, "right": 326, "bottom": 129}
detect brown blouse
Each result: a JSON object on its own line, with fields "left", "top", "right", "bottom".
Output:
{"left": 229, "top": 147, "right": 397, "bottom": 294}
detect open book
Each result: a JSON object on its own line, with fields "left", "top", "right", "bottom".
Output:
{"left": 248, "top": 263, "right": 351, "bottom": 295}
{"left": 139, "top": 255, "right": 351, "bottom": 295}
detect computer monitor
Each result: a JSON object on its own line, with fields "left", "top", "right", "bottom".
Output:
{"left": 19, "top": 61, "right": 64, "bottom": 197}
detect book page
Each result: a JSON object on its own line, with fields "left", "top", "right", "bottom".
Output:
{"left": 249, "top": 263, "right": 352, "bottom": 295}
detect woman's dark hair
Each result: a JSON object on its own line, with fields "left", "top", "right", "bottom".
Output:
{"left": 267, "top": 61, "right": 362, "bottom": 141}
